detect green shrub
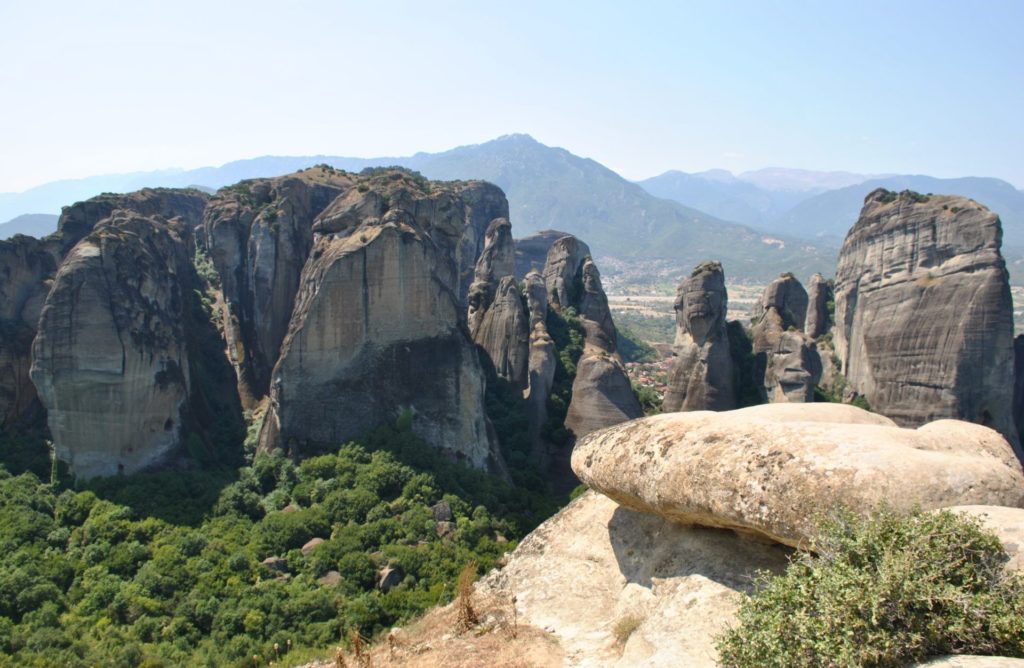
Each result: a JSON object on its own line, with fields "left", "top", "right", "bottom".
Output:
{"left": 717, "top": 507, "right": 1024, "bottom": 668}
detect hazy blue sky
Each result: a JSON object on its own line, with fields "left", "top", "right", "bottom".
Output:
{"left": 1, "top": 0, "right": 1021, "bottom": 192}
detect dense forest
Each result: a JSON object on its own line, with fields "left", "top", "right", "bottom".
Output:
{"left": 0, "top": 415, "right": 560, "bottom": 667}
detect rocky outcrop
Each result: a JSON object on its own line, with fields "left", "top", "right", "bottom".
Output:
{"left": 479, "top": 490, "right": 789, "bottom": 667}
{"left": 543, "top": 236, "right": 591, "bottom": 313}
{"left": 257, "top": 172, "right": 503, "bottom": 471}
{"left": 663, "top": 261, "right": 735, "bottom": 412}
{"left": 31, "top": 212, "right": 202, "bottom": 477}
{"left": 834, "top": 189, "right": 1017, "bottom": 450}
{"left": 524, "top": 270, "right": 556, "bottom": 453}
{"left": 514, "top": 229, "right": 571, "bottom": 280}
{"left": 557, "top": 249, "right": 642, "bottom": 439}
{"left": 56, "top": 187, "right": 208, "bottom": 254}
{"left": 467, "top": 219, "right": 528, "bottom": 389}
{"left": 804, "top": 272, "right": 833, "bottom": 338}
{"left": 751, "top": 274, "right": 821, "bottom": 403}
{"left": 1015, "top": 335, "right": 1024, "bottom": 444}
{"left": 572, "top": 403, "right": 1024, "bottom": 548}
{"left": 0, "top": 236, "right": 58, "bottom": 427}
{"left": 201, "top": 169, "right": 352, "bottom": 404}
{"left": 751, "top": 272, "right": 808, "bottom": 329}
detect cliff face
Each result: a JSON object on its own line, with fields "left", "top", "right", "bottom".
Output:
{"left": 543, "top": 240, "right": 642, "bottom": 439}
{"left": 663, "top": 261, "right": 736, "bottom": 412}
{"left": 31, "top": 212, "right": 197, "bottom": 477}
{"left": 201, "top": 170, "right": 352, "bottom": 404}
{"left": 834, "top": 189, "right": 1017, "bottom": 448}
{"left": 258, "top": 172, "right": 503, "bottom": 470}
{"left": 804, "top": 272, "right": 833, "bottom": 339}
{"left": 0, "top": 236, "right": 58, "bottom": 427}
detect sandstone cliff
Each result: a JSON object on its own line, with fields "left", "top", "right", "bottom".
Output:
{"left": 29, "top": 203, "right": 239, "bottom": 478}
{"left": 663, "top": 261, "right": 736, "bottom": 412}
{"left": 833, "top": 189, "right": 1017, "bottom": 451}
{"left": 257, "top": 170, "right": 503, "bottom": 471}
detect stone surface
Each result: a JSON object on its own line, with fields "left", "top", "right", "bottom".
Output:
{"left": 751, "top": 272, "right": 808, "bottom": 330}
{"left": 572, "top": 403, "right": 1024, "bottom": 547}
{"left": 917, "top": 658, "right": 1024, "bottom": 667}
{"left": 378, "top": 565, "right": 405, "bottom": 592}
{"left": 258, "top": 172, "right": 503, "bottom": 471}
{"left": 30, "top": 213, "right": 199, "bottom": 478}
{"left": 301, "top": 537, "right": 326, "bottom": 556}
{"left": 663, "top": 261, "right": 735, "bottom": 412}
{"left": 514, "top": 229, "right": 571, "bottom": 280}
{"left": 0, "top": 235, "right": 58, "bottom": 427}
{"left": 577, "top": 259, "right": 617, "bottom": 355}
{"left": 479, "top": 490, "right": 789, "bottom": 667}
{"left": 317, "top": 570, "right": 342, "bottom": 586}
{"left": 943, "top": 505, "right": 1024, "bottom": 574}
{"left": 565, "top": 354, "right": 642, "bottom": 439}
{"left": 467, "top": 219, "right": 529, "bottom": 389}
{"left": 804, "top": 272, "right": 833, "bottom": 339}
{"left": 752, "top": 274, "right": 821, "bottom": 403}
{"left": 201, "top": 169, "right": 351, "bottom": 403}
{"left": 543, "top": 235, "right": 591, "bottom": 313}
{"left": 833, "top": 189, "right": 1017, "bottom": 451}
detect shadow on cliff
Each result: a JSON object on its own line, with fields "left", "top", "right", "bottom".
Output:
{"left": 607, "top": 505, "right": 790, "bottom": 594}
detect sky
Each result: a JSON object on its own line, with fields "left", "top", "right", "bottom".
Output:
{"left": 1, "top": 0, "right": 1022, "bottom": 192}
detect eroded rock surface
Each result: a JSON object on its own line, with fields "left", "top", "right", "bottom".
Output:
{"left": 834, "top": 189, "right": 1017, "bottom": 449}
{"left": 663, "top": 261, "right": 735, "bottom": 412}
{"left": 544, "top": 236, "right": 591, "bottom": 313}
{"left": 573, "top": 404, "right": 1024, "bottom": 547}
{"left": 514, "top": 229, "right": 571, "bottom": 280}
{"left": 751, "top": 274, "right": 820, "bottom": 403}
{"left": 943, "top": 505, "right": 1024, "bottom": 574}
{"left": 479, "top": 490, "right": 789, "bottom": 667}
{"left": 31, "top": 213, "right": 198, "bottom": 477}
{"left": 805, "top": 272, "right": 833, "bottom": 339}
{"left": 258, "top": 172, "right": 503, "bottom": 470}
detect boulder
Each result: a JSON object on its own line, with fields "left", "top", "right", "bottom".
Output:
{"left": 833, "top": 189, "right": 1017, "bottom": 451}
{"left": 943, "top": 505, "right": 1024, "bottom": 574}
{"left": 301, "top": 537, "right": 326, "bottom": 556}
{"left": 479, "top": 490, "right": 789, "bottom": 667}
{"left": 804, "top": 272, "right": 833, "bottom": 339}
{"left": 663, "top": 261, "right": 735, "bottom": 412}
{"left": 378, "top": 565, "right": 405, "bottom": 592}
{"left": 261, "top": 556, "right": 288, "bottom": 572}
{"left": 317, "top": 570, "right": 342, "bottom": 586}
{"left": 917, "top": 659, "right": 1024, "bottom": 667}
{"left": 430, "top": 500, "right": 453, "bottom": 523}
{"left": 572, "top": 403, "right": 1024, "bottom": 547}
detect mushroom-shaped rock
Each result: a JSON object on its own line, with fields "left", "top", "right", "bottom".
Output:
{"left": 572, "top": 404, "right": 1024, "bottom": 548}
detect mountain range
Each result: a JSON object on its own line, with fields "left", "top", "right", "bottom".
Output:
{"left": 3, "top": 134, "right": 1022, "bottom": 282}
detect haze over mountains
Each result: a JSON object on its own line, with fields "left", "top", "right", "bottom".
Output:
{"left": 3, "top": 134, "right": 1023, "bottom": 281}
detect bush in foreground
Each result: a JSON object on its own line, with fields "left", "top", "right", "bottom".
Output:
{"left": 717, "top": 507, "right": 1024, "bottom": 667}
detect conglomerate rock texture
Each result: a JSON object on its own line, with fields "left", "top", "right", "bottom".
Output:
{"left": 833, "top": 189, "right": 1017, "bottom": 450}
{"left": 663, "top": 261, "right": 735, "bottom": 412}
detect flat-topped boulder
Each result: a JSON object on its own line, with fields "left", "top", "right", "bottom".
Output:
{"left": 572, "top": 404, "right": 1024, "bottom": 547}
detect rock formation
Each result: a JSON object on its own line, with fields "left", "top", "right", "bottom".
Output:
{"left": 662, "top": 261, "right": 735, "bottom": 412}
{"left": 513, "top": 229, "right": 571, "bottom": 279}
{"left": 466, "top": 219, "right": 529, "bottom": 389}
{"left": 523, "top": 270, "right": 556, "bottom": 453}
{"left": 201, "top": 170, "right": 352, "bottom": 404}
{"left": 833, "top": 189, "right": 1017, "bottom": 450}
{"left": 479, "top": 490, "right": 789, "bottom": 666}
{"left": 257, "top": 171, "right": 504, "bottom": 471}
{"left": 30, "top": 208, "right": 218, "bottom": 478}
{"left": 751, "top": 273, "right": 821, "bottom": 403}
{"left": 943, "top": 506, "right": 1024, "bottom": 574}
{"left": 544, "top": 242, "right": 641, "bottom": 439}
{"left": 804, "top": 272, "right": 833, "bottom": 338}
{"left": 0, "top": 236, "right": 58, "bottom": 427}
{"left": 573, "top": 403, "right": 1024, "bottom": 548}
